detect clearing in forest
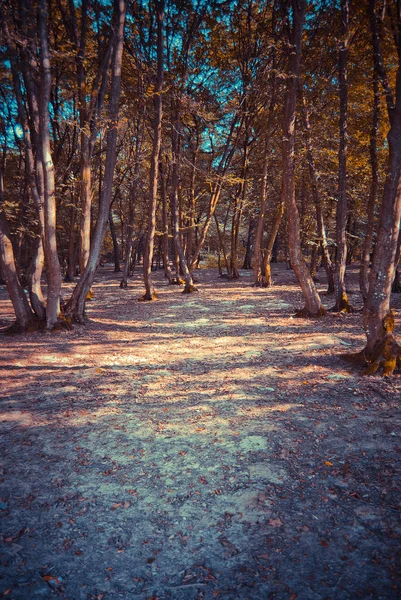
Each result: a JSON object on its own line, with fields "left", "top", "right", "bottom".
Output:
{"left": 1, "top": 264, "right": 401, "bottom": 600}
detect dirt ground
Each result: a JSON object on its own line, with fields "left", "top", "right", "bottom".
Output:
{"left": 1, "top": 263, "right": 401, "bottom": 600}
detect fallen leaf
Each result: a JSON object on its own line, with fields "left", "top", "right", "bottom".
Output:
{"left": 268, "top": 517, "right": 283, "bottom": 528}
{"left": 325, "top": 461, "right": 333, "bottom": 466}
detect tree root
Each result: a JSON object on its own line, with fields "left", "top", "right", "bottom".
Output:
{"left": 331, "top": 293, "right": 354, "bottom": 313}
{"left": 182, "top": 284, "right": 197, "bottom": 294}
{"left": 171, "top": 277, "right": 185, "bottom": 285}
{"left": 294, "top": 305, "right": 326, "bottom": 318}
{"left": 342, "top": 339, "right": 401, "bottom": 377}
{"left": 138, "top": 292, "right": 158, "bottom": 302}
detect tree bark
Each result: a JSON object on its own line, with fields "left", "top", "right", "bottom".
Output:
{"left": 38, "top": 0, "right": 62, "bottom": 329}
{"left": 142, "top": 0, "right": 164, "bottom": 301}
{"left": 281, "top": 0, "right": 325, "bottom": 317}
{"left": 360, "top": 69, "right": 380, "bottom": 300}
{"left": 299, "top": 88, "right": 335, "bottom": 294}
{"left": 0, "top": 211, "right": 34, "bottom": 331}
{"left": 333, "top": 0, "right": 352, "bottom": 312}
{"left": 354, "top": 0, "right": 401, "bottom": 375}
{"left": 65, "top": 0, "right": 127, "bottom": 320}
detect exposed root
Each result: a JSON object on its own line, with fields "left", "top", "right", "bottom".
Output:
{"left": 294, "top": 305, "right": 326, "bottom": 319}
{"left": 182, "top": 284, "right": 197, "bottom": 294}
{"left": 342, "top": 314, "right": 401, "bottom": 376}
{"left": 331, "top": 293, "right": 353, "bottom": 313}
{"left": 0, "top": 319, "right": 41, "bottom": 335}
{"left": 138, "top": 292, "right": 158, "bottom": 302}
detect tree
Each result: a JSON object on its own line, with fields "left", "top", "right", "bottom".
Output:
{"left": 281, "top": 0, "right": 325, "bottom": 317}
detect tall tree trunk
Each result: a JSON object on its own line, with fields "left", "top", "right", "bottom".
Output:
{"left": 171, "top": 102, "right": 195, "bottom": 293}
{"left": 121, "top": 108, "right": 144, "bottom": 288}
{"left": 66, "top": 0, "right": 127, "bottom": 320}
{"left": 299, "top": 89, "right": 335, "bottom": 294}
{"left": 160, "top": 158, "right": 174, "bottom": 283}
{"left": 282, "top": 0, "right": 324, "bottom": 317}
{"left": 253, "top": 138, "right": 270, "bottom": 286}
{"left": 38, "top": 0, "right": 62, "bottom": 329}
{"left": 351, "top": 0, "right": 401, "bottom": 375}
{"left": 360, "top": 68, "right": 379, "bottom": 300}
{"left": 333, "top": 0, "right": 352, "bottom": 312}
{"left": 142, "top": 0, "right": 164, "bottom": 301}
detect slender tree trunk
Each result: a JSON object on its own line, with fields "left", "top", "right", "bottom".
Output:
{"left": 109, "top": 209, "right": 120, "bottom": 272}
{"left": 171, "top": 102, "right": 195, "bottom": 293}
{"left": 0, "top": 211, "right": 34, "bottom": 331}
{"left": 333, "top": 0, "right": 352, "bottom": 312}
{"left": 360, "top": 69, "right": 379, "bottom": 300}
{"left": 66, "top": 0, "right": 127, "bottom": 320}
{"left": 189, "top": 114, "right": 241, "bottom": 271}
{"left": 38, "top": 0, "right": 62, "bottom": 329}
{"left": 253, "top": 139, "right": 269, "bottom": 286}
{"left": 242, "top": 215, "right": 254, "bottom": 269}
{"left": 214, "top": 212, "right": 229, "bottom": 276}
{"left": 282, "top": 0, "right": 324, "bottom": 317}
{"left": 142, "top": 0, "right": 164, "bottom": 300}
{"left": 160, "top": 158, "right": 174, "bottom": 283}
{"left": 121, "top": 109, "right": 143, "bottom": 288}
{"left": 262, "top": 201, "right": 284, "bottom": 288}
{"left": 300, "top": 89, "right": 335, "bottom": 294}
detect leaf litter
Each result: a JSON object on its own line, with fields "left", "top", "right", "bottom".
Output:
{"left": 0, "top": 264, "right": 401, "bottom": 599}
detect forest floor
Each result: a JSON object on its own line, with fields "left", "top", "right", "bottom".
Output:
{"left": 1, "top": 263, "right": 401, "bottom": 600}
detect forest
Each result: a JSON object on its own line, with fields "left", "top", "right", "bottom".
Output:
{"left": 1, "top": 2, "right": 401, "bottom": 598}
{"left": 0, "top": 0, "right": 401, "bottom": 373}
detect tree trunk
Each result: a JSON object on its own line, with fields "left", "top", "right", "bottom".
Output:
{"left": 352, "top": 0, "right": 401, "bottom": 375}
{"left": 360, "top": 68, "right": 379, "bottom": 300}
{"left": 0, "top": 211, "right": 34, "bottom": 331}
{"left": 109, "top": 209, "right": 120, "bottom": 272}
{"left": 333, "top": 0, "right": 352, "bottom": 312}
{"left": 171, "top": 102, "right": 195, "bottom": 293}
{"left": 242, "top": 215, "right": 254, "bottom": 269}
{"left": 300, "top": 88, "right": 335, "bottom": 294}
{"left": 253, "top": 138, "right": 270, "bottom": 286}
{"left": 160, "top": 158, "right": 174, "bottom": 283}
{"left": 281, "top": 0, "right": 324, "bottom": 317}
{"left": 121, "top": 108, "right": 144, "bottom": 288}
{"left": 142, "top": 0, "right": 164, "bottom": 301}
{"left": 65, "top": 0, "right": 127, "bottom": 320}
{"left": 262, "top": 201, "right": 284, "bottom": 288}
{"left": 38, "top": 0, "right": 62, "bottom": 329}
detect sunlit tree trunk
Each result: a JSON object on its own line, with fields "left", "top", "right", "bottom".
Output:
{"left": 38, "top": 0, "right": 62, "bottom": 329}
